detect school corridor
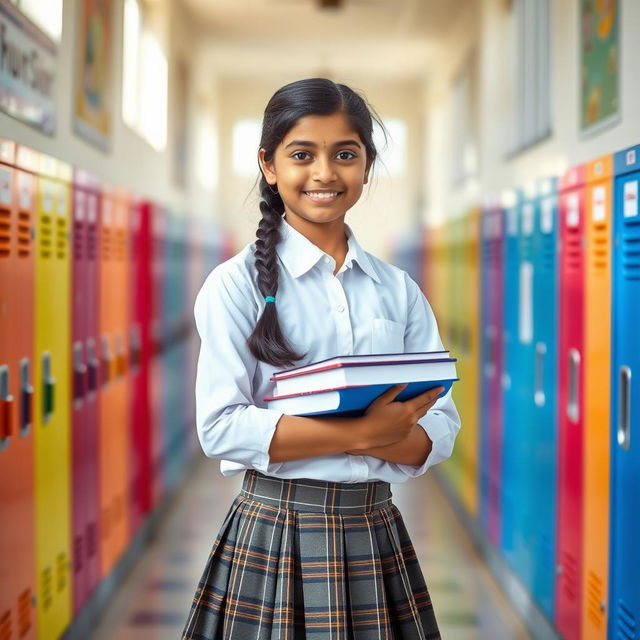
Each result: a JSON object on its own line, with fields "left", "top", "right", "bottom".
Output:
{"left": 1, "top": 0, "right": 639, "bottom": 639}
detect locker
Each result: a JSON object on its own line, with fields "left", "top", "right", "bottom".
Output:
{"left": 582, "top": 154, "right": 613, "bottom": 638}
{"left": 509, "top": 184, "right": 538, "bottom": 588}
{"left": 70, "top": 169, "right": 101, "bottom": 612}
{"left": 33, "top": 150, "right": 73, "bottom": 640}
{"left": 555, "top": 164, "right": 586, "bottom": 640}
{"left": 149, "top": 204, "right": 167, "bottom": 507}
{"left": 500, "top": 188, "right": 522, "bottom": 556}
{"left": 608, "top": 144, "right": 640, "bottom": 638}
{"left": 530, "top": 176, "right": 559, "bottom": 617}
{"left": 98, "top": 187, "right": 131, "bottom": 575}
{"left": 0, "top": 140, "right": 37, "bottom": 639}
{"left": 128, "top": 199, "right": 153, "bottom": 535}
{"left": 458, "top": 207, "right": 480, "bottom": 515}
{"left": 479, "top": 197, "right": 503, "bottom": 536}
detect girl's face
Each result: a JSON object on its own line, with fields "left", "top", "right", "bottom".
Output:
{"left": 259, "top": 112, "right": 372, "bottom": 228}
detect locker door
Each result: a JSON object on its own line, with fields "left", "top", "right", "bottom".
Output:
{"left": 555, "top": 165, "right": 586, "bottom": 640}
{"left": 531, "top": 177, "right": 559, "bottom": 618}
{"left": 608, "top": 144, "right": 640, "bottom": 638}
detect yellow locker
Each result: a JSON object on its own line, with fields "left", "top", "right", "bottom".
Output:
{"left": 33, "top": 152, "right": 72, "bottom": 639}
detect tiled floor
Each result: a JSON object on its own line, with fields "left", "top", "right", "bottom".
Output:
{"left": 91, "top": 458, "right": 530, "bottom": 639}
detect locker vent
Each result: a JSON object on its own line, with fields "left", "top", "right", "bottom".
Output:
{"left": 617, "top": 600, "right": 637, "bottom": 639}
{"left": 562, "top": 551, "right": 578, "bottom": 602}
{"left": 17, "top": 210, "right": 31, "bottom": 258}
{"left": 115, "top": 225, "right": 126, "bottom": 261}
{"left": 73, "top": 219, "right": 84, "bottom": 261}
{"left": 586, "top": 570, "right": 604, "bottom": 630}
{"left": 102, "top": 225, "right": 112, "bottom": 260}
{"left": 41, "top": 566, "right": 52, "bottom": 610}
{"left": 565, "top": 227, "right": 582, "bottom": 272}
{"left": 74, "top": 534, "right": 83, "bottom": 573}
{"left": 0, "top": 609, "right": 11, "bottom": 640}
{"left": 56, "top": 552, "right": 67, "bottom": 593}
{"left": 592, "top": 223, "right": 609, "bottom": 272}
{"left": 87, "top": 222, "right": 97, "bottom": 261}
{"left": 17, "top": 588, "right": 32, "bottom": 637}
{"left": 56, "top": 217, "right": 67, "bottom": 260}
{"left": 540, "top": 233, "right": 555, "bottom": 273}
{"left": 0, "top": 206, "right": 9, "bottom": 258}
{"left": 622, "top": 225, "right": 640, "bottom": 281}
{"left": 39, "top": 214, "right": 52, "bottom": 259}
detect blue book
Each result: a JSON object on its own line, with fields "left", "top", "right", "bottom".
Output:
{"left": 264, "top": 378, "right": 458, "bottom": 417}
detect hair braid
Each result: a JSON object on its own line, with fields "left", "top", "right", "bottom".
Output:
{"left": 247, "top": 181, "right": 306, "bottom": 367}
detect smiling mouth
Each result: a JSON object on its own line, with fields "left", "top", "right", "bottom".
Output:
{"left": 303, "top": 191, "right": 343, "bottom": 202}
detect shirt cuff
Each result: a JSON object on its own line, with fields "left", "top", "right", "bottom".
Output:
{"left": 394, "top": 410, "right": 455, "bottom": 478}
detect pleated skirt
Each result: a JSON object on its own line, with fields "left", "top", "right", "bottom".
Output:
{"left": 181, "top": 470, "right": 441, "bottom": 639}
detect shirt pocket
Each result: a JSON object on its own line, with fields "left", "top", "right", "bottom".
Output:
{"left": 371, "top": 318, "right": 405, "bottom": 354}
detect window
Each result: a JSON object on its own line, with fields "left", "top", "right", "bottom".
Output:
{"left": 232, "top": 119, "right": 262, "bottom": 176}
{"left": 10, "top": 0, "right": 63, "bottom": 41}
{"left": 511, "top": 0, "right": 552, "bottom": 152}
{"left": 122, "top": 0, "right": 167, "bottom": 151}
{"left": 373, "top": 118, "right": 407, "bottom": 176}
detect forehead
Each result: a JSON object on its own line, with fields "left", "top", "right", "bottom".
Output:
{"left": 281, "top": 113, "right": 362, "bottom": 145}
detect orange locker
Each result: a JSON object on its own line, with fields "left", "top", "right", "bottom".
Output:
{"left": 581, "top": 154, "right": 613, "bottom": 638}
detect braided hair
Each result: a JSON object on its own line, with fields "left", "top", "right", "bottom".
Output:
{"left": 247, "top": 77, "right": 386, "bottom": 368}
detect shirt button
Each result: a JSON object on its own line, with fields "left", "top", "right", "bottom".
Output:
{"left": 337, "top": 304, "right": 345, "bottom": 312}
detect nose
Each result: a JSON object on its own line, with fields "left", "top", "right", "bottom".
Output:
{"left": 312, "top": 156, "right": 337, "bottom": 183}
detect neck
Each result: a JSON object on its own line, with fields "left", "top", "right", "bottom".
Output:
{"left": 284, "top": 214, "right": 349, "bottom": 271}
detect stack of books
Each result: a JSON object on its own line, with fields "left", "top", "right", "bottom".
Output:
{"left": 264, "top": 351, "right": 458, "bottom": 417}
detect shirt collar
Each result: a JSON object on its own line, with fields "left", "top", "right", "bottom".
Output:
{"left": 276, "top": 218, "right": 381, "bottom": 283}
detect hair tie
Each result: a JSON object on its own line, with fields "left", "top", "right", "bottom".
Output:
{"left": 265, "top": 296, "right": 276, "bottom": 304}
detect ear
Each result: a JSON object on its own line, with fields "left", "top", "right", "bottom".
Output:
{"left": 258, "top": 148, "right": 277, "bottom": 185}
{"left": 363, "top": 156, "right": 374, "bottom": 185}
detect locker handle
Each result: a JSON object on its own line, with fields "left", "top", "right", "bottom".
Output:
{"left": 87, "top": 357, "right": 99, "bottom": 393}
{"left": 485, "top": 326, "right": 495, "bottom": 377}
{"left": 567, "top": 349, "right": 580, "bottom": 423}
{"left": 43, "top": 376, "right": 56, "bottom": 419}
{"left": 1, "top": 395, "right": 14, "bottom": 440}
{"left": 617, "top": 366, "right": 632, "bottom": 451}
{"left": 73, "top": 341, "right": 86, "bottom": 403}
{"left": 535, "top": 342, "right": 546, "bottom": 407}
{"left": 22, "top": 383, "right": 33, "bottom": 434}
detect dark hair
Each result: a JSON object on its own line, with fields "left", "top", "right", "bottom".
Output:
{"left": 247, "top": 77, "right": 387, "bottom": 368}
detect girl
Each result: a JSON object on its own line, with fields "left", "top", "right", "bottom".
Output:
{"left": 182, "top": 77, "right": 460, "bottom": 640}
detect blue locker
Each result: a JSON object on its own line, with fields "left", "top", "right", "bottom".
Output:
{"left": 512, "top": 185, "right": 538, "bottom": 590}
{"left": 609, "top": 145, "right": 640, "bottom": 637}
{"left": 531, "top": 177, "right": 560, "bottom": 617}
{"left": 501, "top": 188, "right": 523, "bottom": 564}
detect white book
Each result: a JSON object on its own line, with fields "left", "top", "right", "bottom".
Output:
{"left": 272, "top": 353, "right": 456, "bottom": 397}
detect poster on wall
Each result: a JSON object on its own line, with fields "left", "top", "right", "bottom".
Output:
{"left": 580, "top": 0, "right": 619, "bottom": 135}
{"left": 73, "top": 0, "right": 114, "bottom": 150}
{"left": 0, "top": 0, "right": 57, "bottom": 135}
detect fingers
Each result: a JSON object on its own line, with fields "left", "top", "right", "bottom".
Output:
{"left": 406, "top": 386, "right": 444, "bottom": 411}
{"left": 376, "top": 383, "right": 408, "bottom": 404}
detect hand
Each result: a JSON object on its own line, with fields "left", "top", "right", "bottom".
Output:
{"left": 352, "top": 384, "right": 444, "bottom": 450}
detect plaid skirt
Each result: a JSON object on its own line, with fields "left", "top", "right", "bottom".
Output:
{"left": 181, "top": 470, "right": 441, "bottom": 639}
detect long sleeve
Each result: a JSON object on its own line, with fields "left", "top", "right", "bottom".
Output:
{"left": 392, "top": 275, "right": 461, "bottom": 477}
{"left": 193, "top": 263, "right": 284, "bottom": 472}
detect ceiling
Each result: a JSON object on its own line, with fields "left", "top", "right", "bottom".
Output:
{"left": 178, "top": 0, "right": 474, "bottom": 81}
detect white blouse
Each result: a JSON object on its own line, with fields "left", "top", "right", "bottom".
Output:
{"left": 193, "top": 218, "right": 461, "bottom": 483}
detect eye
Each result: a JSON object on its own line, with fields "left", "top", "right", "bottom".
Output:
{"left": 291, "top": 151, "right": 311, "bottom": 161}
{"left": 337, "top": 150, "right": 357, "bottom": 160}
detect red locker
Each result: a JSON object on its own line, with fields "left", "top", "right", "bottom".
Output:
{"left": 555, "top": 164, "right": 587, "bottom": 640}
{"left": 0, "top": 140, "right": 37, "bottom": 639}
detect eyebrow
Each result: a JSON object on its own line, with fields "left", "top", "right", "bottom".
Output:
{"left": 284, "top": 139, "right": 362, "bottom": 149}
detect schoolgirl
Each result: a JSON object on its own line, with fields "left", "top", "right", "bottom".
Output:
{"left": 181, "top": 77, "right": 461, "bottom": 640}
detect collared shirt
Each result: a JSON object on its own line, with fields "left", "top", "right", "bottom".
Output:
{"left": 193, "top": 218, "right": 461, "bottom": 483}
